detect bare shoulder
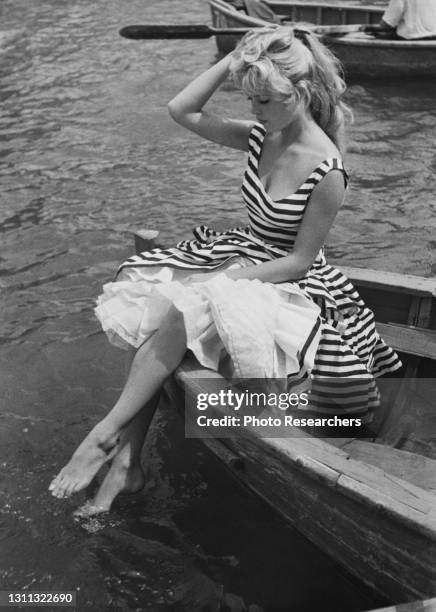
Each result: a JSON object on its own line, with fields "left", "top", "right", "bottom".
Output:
{"left": 311, "top": 166, "right": 347, "bottom": 210}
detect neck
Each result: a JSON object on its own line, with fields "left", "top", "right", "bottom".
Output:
{"left": 280, "top": 109, "right": 316, "bottom": 145}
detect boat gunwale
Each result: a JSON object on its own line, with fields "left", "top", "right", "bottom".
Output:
{"left": 325, "top": 35, "right": 436, "bottom": 48}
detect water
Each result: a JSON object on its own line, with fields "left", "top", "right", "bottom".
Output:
{"left": 0, "top": 0, "right": 435, "bottom": 610}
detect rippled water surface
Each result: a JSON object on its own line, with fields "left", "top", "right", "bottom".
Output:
{"left": 0, "top": 0, "right": 435, "bottom": 610}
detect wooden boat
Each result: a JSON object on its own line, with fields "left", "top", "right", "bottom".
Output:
{"left": 134, "top": 228, "right": 436, "bottom": 604}
{"left": 209, "top": 0, "right": 436, "bottom": 78}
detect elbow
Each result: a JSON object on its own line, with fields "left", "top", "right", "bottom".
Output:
{"left": 167, "top": 99, "right": 182, "bottom": 123}
{"left": 290, "top": 255, "right": 313, "bottom": 280}
{"left": 295, "top": 264, "right": 312, "bottom": 280}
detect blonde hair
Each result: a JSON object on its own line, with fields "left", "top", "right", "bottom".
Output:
{"left": 230, "top": 26, "right": 352, "bottom": 152}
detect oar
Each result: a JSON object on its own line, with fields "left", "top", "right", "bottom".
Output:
{"left": 119, "top": 23, "right": 383, "bottom": 40}
{"left": 119, "top": 25, "right": 248, "bottom": 40}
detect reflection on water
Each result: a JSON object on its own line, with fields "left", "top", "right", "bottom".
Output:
{"left": 0, "top": 0, "right": 434, "bottom": 609}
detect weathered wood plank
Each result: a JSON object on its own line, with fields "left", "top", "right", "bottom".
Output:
{"left": 340, "top": 440, "right": 436, "bottom": 493}
{"left": 270, "top": 439, "right": 436, "bottom": 520}
{"left": 375, "top": 323, "right": 436, "bottom": 360}
{"left": 340, "top": 266, "right": 436, "bottom": 298}
{"left": 408, "top": 295, "right": 435, "bottom": 328}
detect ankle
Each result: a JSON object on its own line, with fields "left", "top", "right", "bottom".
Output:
{"left": 112, "top": 454, "right": 142, "bottom": 472}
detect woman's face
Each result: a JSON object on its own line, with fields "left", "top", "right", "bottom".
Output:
{"left": 248, "top": 94, "right": 302, "bottom": 132}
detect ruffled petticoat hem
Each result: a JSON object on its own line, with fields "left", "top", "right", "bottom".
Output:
{"left": 95, "top": 262, "right": 322, "bottom": 381}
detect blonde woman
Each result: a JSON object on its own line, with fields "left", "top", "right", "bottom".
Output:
{"left": 49, "top": 27, "right": 401, "bottom": 514}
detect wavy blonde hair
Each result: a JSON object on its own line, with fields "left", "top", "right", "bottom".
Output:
{"left": 230, "top": 26, "right": 352, "bottom": 152}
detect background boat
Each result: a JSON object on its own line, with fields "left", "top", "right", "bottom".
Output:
{"left": 209, "top": 0, "right": 436, "bottom": 78}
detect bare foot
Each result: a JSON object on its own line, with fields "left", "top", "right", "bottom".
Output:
{"left": 73, "top": 461, "right": 145, "bottom": 517}
{"left": 49, "top": 422, "right": 120, "bottom": 499}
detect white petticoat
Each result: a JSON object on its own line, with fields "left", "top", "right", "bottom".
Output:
{"left": 95, "top": 260, "right": 322, "bottom": 380}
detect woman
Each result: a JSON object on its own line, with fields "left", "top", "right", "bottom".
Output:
{"left": 49, "top": 26, "right": 401, "bottom": 513}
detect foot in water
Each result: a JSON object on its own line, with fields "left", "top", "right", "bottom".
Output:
{"left": 49, "top": 423, "right": 120, "bottom": 499}
{"left": 73, "top": 460, "right": 146, "bottom": 517}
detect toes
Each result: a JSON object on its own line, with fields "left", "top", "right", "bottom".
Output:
{"left": 48, "top": 473, "right": 62, "bottom": 491}
{"left": 51, "top": 486, "right": 69, "bottom": 499}
{"left": 50, "top": 473, "right": 72, "bottom": 499}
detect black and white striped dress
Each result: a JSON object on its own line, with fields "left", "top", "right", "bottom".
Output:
{"left": 97, "top": 124, "right": 402, "bottom": 419}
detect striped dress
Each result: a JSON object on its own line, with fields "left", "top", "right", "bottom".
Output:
{"left": 98, "top": 124, "right": 402, "bottom": 420}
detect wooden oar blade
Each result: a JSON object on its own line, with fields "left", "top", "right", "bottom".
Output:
{"left": 119, "top": 24, "right": 214, "bottom": 40}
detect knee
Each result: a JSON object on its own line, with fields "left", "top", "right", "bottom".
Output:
{"left": 163, "top": 305, "right": 184, "bottom": 332}
{"left": 160, "top": 306, "right": 186, "bottom": 346}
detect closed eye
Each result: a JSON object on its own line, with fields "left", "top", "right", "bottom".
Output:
{"left": 247, "top": 96, "right": 270, "bottom": 105}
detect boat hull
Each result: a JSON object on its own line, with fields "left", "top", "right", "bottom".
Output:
{"left": 191, "top": 425, "right": 436, "bottom": 602}
{"left": 326, "top": 35, "right": 436, "bottom": 78}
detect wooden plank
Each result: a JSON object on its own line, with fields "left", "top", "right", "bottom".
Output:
{"left": 270, "top": 438, "right": 436, "bottom": 519}
{"left": 375, "top": 323, "right": 436, "bottom": 360}
{"left": 340, "top": 266, "right": 436, "bottom": 298}
{"left": 408, "top": 296, "right": 435, "bottom": 328}
{"left": 341, "top": 440, "right": 436, "bottom": 493}
{"left": 368, "top": 596, "right": 436, "bottom": 611}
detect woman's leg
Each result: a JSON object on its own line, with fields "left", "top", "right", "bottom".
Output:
{"left": 74, "top": 391, "right": 160, "bottom": 516}
{"left": 49, "top": 306, "right": 187, "bottom": 499}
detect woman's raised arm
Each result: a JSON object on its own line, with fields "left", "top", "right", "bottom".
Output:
{"left": 167, "top": 54, "right": 255, "bottom": 151}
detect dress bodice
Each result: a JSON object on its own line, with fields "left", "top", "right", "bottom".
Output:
{"left": 242, "top": 124, "right": 348, "bottom": 251}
